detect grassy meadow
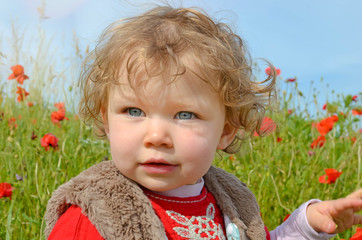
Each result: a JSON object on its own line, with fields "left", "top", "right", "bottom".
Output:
{"left": 0, "top": 25, "right": 361, "bottom": 240}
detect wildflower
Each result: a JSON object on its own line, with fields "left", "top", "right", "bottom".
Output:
{"left": 352, "top": 95, "right": 358, "bottom": 102}
{"left": 0, "top": 182, "right": 14, "bottom": 199}
{"left": 54, "top": 102, "right": 65, "bottom": 110}
{"left": 265, "top": 67, "right": 281, "bottom": 76}
{"left": 51, "top": 110, "right": 69, "bottom": 127}
{"left": 40, "top": 133, "right": 59, "bottom": 151}
{"left": 8, "top": 117, "right": 18, "bottom": 129}
{"left": 276, "top": 137, "right": 282, "bottom": 143}
{"left": 318, "top": 169, "right": 343, "bottom": 184}
{"left": 16, "top": 174, "right": 23, "bottom": 181}
{"left": 16, "top": 86, "right": 29, "bottom": 102}
{"left": 254, "top": 117, "right": 277, "bottom": 136}
{"left": 51, "top": 102, "right": 68, "bottom": 127}
{"left": 7, "top": 64, "right": 29, "bottom": 84}
{"left": 322, "top": 104, "right": 327, "bottom": 110}
{"left": 349, "top": 227, "right": 362, "bottom": 240}
{"left": 286, "top": 78, "right": 296, "bottom": 82}
{"left": 31, "top": 131, "right": 37, "bottom": 140}
{"left": 287, "top": 109, "right": 293, "bottom": 115}
{"left": 27, "top": 102, "right": 34, "bottom": 107}
{"left": 316, "top": 116, "right": 338, "bottom": 136}
{"left": 310, "top": 135, "right": 326, "bottom": 148}
{"left": 308, "top": 151, "right": 315, "bottom": 156}
{"left": 352, "top": 108, "right": 362, "bottom": 115}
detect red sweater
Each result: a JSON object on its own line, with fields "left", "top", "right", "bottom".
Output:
{"left": 49, "top": 205, "right": 104, "bottom": 240}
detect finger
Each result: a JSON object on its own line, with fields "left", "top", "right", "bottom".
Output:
{"left": 321, "top": 218, "right": 338, "bottom": 234}
{"left": 354, "top": 214, "right": 362, "bottom": 225}
{"left": 331, "top": 198, "right": 362, "bottom": 213}
{"left": 347, "top": 188, "right": 362, "bottom": 199}
{"left": 309, "top": 209, "right": 337, "bottom": 234}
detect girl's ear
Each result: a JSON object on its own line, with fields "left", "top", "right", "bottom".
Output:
{"left": 217, "top": 121, "right": 238, "bottom": 150}
{"left": 101, "top": 106, "right": 109, "bottom": 136}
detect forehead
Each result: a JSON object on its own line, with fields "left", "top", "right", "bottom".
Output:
{"left": 110, "top": 68, "right": 218, "bottom": 101}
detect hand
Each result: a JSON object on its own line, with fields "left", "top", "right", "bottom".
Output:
{"left": 306, "top": 188, "right": 362, "bottom": 234}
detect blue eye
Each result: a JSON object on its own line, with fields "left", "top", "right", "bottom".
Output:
{"left": 126, "top": 108, "right": 144, "bottom": 117}
{"left": 176, "top": 111, "right": 194, "bottom": 120}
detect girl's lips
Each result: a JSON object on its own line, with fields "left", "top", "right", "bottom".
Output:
{"left": 140, "top": 159, "right": 177, "bottom": 174}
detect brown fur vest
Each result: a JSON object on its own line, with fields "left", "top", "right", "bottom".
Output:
{"left": 44, "top": 161, "right": 265, "bottom": 239}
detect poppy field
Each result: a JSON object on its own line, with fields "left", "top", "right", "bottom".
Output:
{"left": 1, "top": 56, "right": 362, "bottom": 239}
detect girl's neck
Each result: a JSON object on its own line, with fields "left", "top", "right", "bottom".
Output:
{"left": 150, "top": 178, "right": 204, "bottom": 198}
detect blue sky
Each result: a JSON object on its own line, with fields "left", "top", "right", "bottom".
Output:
{"left": 1, "top": 0, "right": 361, "bottom": 110}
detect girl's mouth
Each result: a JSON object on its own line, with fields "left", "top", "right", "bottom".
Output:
{"left": 140, "top": 159, "right": 177, "bottom": 174}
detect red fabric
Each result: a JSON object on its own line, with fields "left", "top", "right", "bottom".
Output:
{"left": 144, "top": 187, "right": 226, "bottom": 240}
{"left": 49, "top": 205, "right": 104, "bottom": 240}
{"left": 264, "top": 225, "right": 271, "bottom": 240}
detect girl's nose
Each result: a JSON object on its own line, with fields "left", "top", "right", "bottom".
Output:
{"left": 143, "top": 119, "right": 173, "bottom": 148}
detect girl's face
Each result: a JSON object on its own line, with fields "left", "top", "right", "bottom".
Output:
{"left": 104, "top": 69, "right": 237, "bottom": 192}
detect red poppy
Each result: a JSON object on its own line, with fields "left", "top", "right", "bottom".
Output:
{"left": 27, "top": 102, "right": 34, "bottom": 107}
{"left": 265, "top": 67, "right": 281, "bottom": 76}
{"left": 8, "top": 64, "right": 29, "bottom": 84}
{"left": 316, "top": 116, "right": 338, "bottom": 136}
{"left": 0, "top": 182, "right": 14, "bottom": 199}
{"left": 287, "top": 109, "right": 293, "bottom": 115}
{"left": 31, "top": 132, "right": 37, "bottom": 140}
{"left": 350, "top": 136, "right": 356, "bottom": 144}
{"left": 16, "top": 86, "right": 29, "bottom": 102}
{"left": 276, "top": 137, "right": 282, "bottom": 143}
{"left": 350, "top": 227, "right": 362, "bottom": 240}
{"left": 51, "top": 109, "right": 69, "bottom": 127}
{"left": 322, "top": 104, "right": 327, "bottom": 110}
{"left": 310, "top": 135, "right": 326, "bottom": 148}
{"left": 352, "top": 109, "right": 362, "bottom": 115}
{"left": 283, "top": 214, "right": 290, "bottom": 222}
{"left": 8, "top": 117, "right": 18, "bottom": 129}
{"left": 40, "top": 133, "right": 59, "bottom": 151}
{"left": 352, "top": 95, "right": 358, "bottom": 102}
{"left": 286, "top": 78, "right": 296, "bottom": 82}
{"left": 54, "top": 102, "right": 65, "bottom": 110}
{"left": 51, "top": 103, "right": 69, "bottom": 127}
{"left": 254, "top": 117, "right": 277, "bottom": 136}
{"left": 319, "top": 169, "right": 343, "bottom": 184}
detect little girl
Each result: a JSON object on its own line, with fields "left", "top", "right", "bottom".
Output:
{"left": 45, "top": 5, "right": 362, "bottom": 240}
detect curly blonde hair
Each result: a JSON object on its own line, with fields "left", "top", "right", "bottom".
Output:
{"left": 79, "top": 5, "right": 276, "bottom": 154}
